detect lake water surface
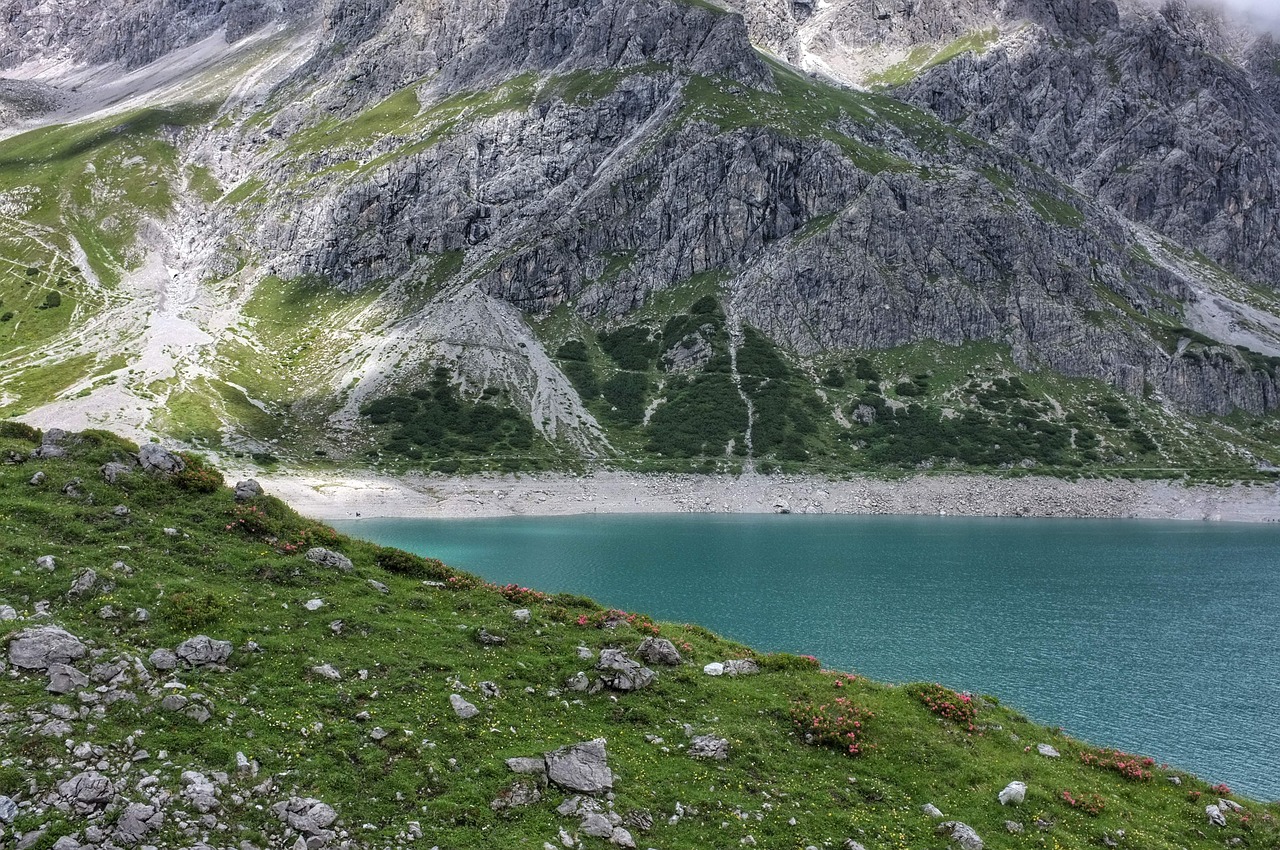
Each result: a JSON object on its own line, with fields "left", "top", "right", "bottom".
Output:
{"left": 331, "top": 514, "right": 1280, "bottom": 800}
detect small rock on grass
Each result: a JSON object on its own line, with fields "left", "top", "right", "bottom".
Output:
{"left": 937, "top": 821, "right": 984, "bottom": 850}
{"left": 999, "top": 781, "right": 1026, "bottom": 805}
{"left": 450, "top": 693, "right": 479, "bottom": 719}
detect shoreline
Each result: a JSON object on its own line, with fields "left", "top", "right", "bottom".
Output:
{"left": 244, "top": 468, "right": 1280, "bottom": 524}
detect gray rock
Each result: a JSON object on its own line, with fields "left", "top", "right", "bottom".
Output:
{"left": 138, "top": 443, "right": 185, "bottom": 475}
{"left": 723, "top": 658, "right": 760, "bottom": 676}
{"left": 596, "top": 648, "right": 656, "bottom": 691}
{"left": 1037, "top": 743, "right": 1060, "bottom": 758}
{"left": 545, "top": 738, "right": 614, "bottom": 794}
{"left": 305, "top": 547, "right": 353, "bottom": 572}
{"left": 368, "top": 579, "right": 389, "bottom": 594}
{"left": 175, "top": 635, "right": 233, "bottom": 667}
{"left": 0, "top": 794, "right": 16, "bottom": 823}
{"left": 938, "top": 821, "right": 983, "bottom": 850}
{"left": 114, "top": 802, "right": 163, "bottom": 845}
{"left": 112, "top": 504, "right": 130, "bottom": 517}
{"left": 506, "top": 756, "right": 547, "bottom": 775}
{"left": 182, "top": 770, "right": 220, "bottom": 812}
{"left": 635, "top": 636, "right": 682, "bottom": 665}
{"left": 511, "top": 607, "right": 531, "bottom": 622}
{"left": 148, "top": 648, "right": 177, "bottom": 670}
{"left": 161, "top": 693, "right": 189, "bottom": 711}
{"left": 1206, "top": 804, "right": 1227, "bottom": 827}
{"left": 921, "top": 803, "right": 944, "bottom": 818}
{"left": 46, "top": 662, "right": 89, "bottom": 694}
{"left": 100, "top": 462, "right": 133, "bottom": 483}
{"left": 59, "top": 770, "right": 114, "bottom": 813}
{"left": 479, "top": 680, "right": 502, "bottom": 698}
{"left": 0, "top": 604, "right": 15, "bottom": 620}
{"left": 28, "top": 470, "right": 45, "bottom": 485}
{"left": 30, "top": 444, "right": 66, "bottom": 459}
{"left": 8, "top": 625, "right": 86, "bottom": 670}
{"left": 611, "top": 826, "right": 636, "bottom": 848}
{"left": 581, "top": 812, "right": 615, "bottom": 838}
{"left": 35, "top": 554, "right": 56, "bottom": 571}
{"left": 998, "top": 781, "right": 1026, "bottom": 805}
{"left": 67, "top": 568, "right": 97, "bottom": 599}
{"left": 845, "top": 841, "right": 868, "bottom": 850}
{"left": 233, "top": 479, "right": 263, "bottom": 501}
{"left": 450, "top": 693, "right": 480, "bottom": 719}
{"left": 476, "top": 628, "right": 507, "bottom": 646}
{"left": 312, "top": 663, "right": 342, "bottom": 680}
{"left": 689, "top": 734, "right": 730, "bottom": 760}
{"left": 490, "top": 780, "right": 543, "bottom": 810}
{"left": 273, "top": 797, "right": 338, "bottom": 837}
{"left": 565, "top": 671, "right": 590, "bottom": 692}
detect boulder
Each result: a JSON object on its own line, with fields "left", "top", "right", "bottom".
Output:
{"left": 181, "top": 770, "right": 219, "bottom": 812}
{"left": 138, "top": 443, "right": 184, "bottom": 475}
{"left": 511, "top": 608, "right": 532, "bottom": 623}
{"left": 100, "top": 462, "right": 133, "bottom": 484}
{"left": 921, "top": 803, "right": 944, "bottom": 818}
{"left": 67, "top": 568, "right": 97, "bottom": 599}
{"left": 148, "top": 648, "right": 177, "bottom": 670}
{"left": 28, "top": 470, "right": 46, "bottom": 485}
{"left": 8, "top": 626, "right": 86, "bottom": 670}
{"left": 46, "top": 662, "right": 89, "bottom": 694}
{"left": 581, "top": 813, "right": 614, "bottom": 838}
{"left": 506, "top": 756, "right": 547, "bottom": 776}
{"left": 635, "top": 636, "right": 682, "bottom": 665}
{"left": 113, "top": 802, "right": 163, "bottom": 845}
{"left": 596, "top": 648, "right": 656, "bottom": 691}
{"left": 305, "top": 547, "right": 353, "bottom": 572}
{"left": 689, "top": 735, "right": 730, "bottom": 760}
{"left": 545, "top": 738, "right": 614, "bottom": 794}
{"left": 1036, "top": 743, "right": 1060, "bottom": 758}
{"left": 937, "top": 821, "right": 983, "bottom": 850}
{"left": 30, "top": 444, "right": 66, "bottom": 459}
{"left": 273, "top": 797, "right": 338, "bottom": 837}
{"left": 233, "top": 479, "right": 263, "bottom": 502}
{"left": 723, "top": 659, "right": 760, "bottom": 676}
{"left": 35, "top": 554, "right": 56, "bottom": 571}
{"left": 174, "top": 635, "right": 232, "bottom": 667}
{"left": 998, "top": 781, "right": 1026, "bottom": 805}
{"left": 703, "top": 662, "right": 724, "bottom": 676}
{"left": 59, "top": 771, "right": 114, "bottom": 813}
{"left": 450, "top": 693, "right": 479, "bottom": 719}
{"left": 1206, "top": 804, "right": 1227, "bottom": 827}
{"left": 0, "top": 794, "right": 16, "bottom": 823}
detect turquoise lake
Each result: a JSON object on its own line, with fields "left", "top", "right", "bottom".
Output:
{"left": 330, "top": 514, "right": 1280, "bottom": 800}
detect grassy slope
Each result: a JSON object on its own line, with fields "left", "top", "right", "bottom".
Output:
{"left": 0, "top": 427, "right": 1275, "bottom": 849}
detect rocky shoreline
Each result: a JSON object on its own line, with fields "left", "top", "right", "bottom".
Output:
{"left": 249, "top": 469, "right": 1280, "bottom": 524}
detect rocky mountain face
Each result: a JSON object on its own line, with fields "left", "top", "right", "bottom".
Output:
{"left": 0, "top": 0, "right": 1278, "bottom": 472}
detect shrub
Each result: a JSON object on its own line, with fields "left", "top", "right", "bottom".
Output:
{"left": 1061, "top": 790, "right": 1106, "bottom": 816}
{"left": 574, "top": 608, "right": 659, "bottom": 635}
{"left": 599, "top": 325, "right": 659, "bottom": 371}
{"left": 1079, "top": 748, "right": 1155, "bottom": 780}
{"left": 821, "top": 368, "right": 846, "bottom": 388}
{"left": 163, "top": 591, "right": 228, "bottom": 631}
{"left": 906, "top": 682, "right": 976, "bottom": 730}
{"left": 174, "top": 453, "right": 224, "bottom": 493}
{"left": 0, "top": 421, "right": 40, "bottom": 442}
{"left": 41, "top": 291, "right": 61, "bottom": 309}
{"left": 0, "top": 312, "right": 12, "bottom": 322}
{"left": 853, "top": 358, "right": 881, "bottom": 381}
{"left": 790, "top": 696, "right": 874, "bottom": 756}
{"left": 376, "top": 548, "right": 453, "bottom": 580}
{"left": 758, "top": 653, "right": 821, "bottom": 673}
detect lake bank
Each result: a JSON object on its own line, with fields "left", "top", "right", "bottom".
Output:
{"left": 248, "top": 468, "right": 1280, "bottom": 523}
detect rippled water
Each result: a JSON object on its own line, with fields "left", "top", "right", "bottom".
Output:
{"left": 331, "top": 514, "right": 1280, "bottom": 800}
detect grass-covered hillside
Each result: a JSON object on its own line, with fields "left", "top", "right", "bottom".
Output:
{"left": 0, "top": 426, "right": 1274, "bottom": 850}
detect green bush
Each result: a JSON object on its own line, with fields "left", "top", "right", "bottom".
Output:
{"left": 599, "top": 326, "right": 659, "bottom": 371}
{"left": 40, "top": 291, "right": 61, "bottom": 309}
{"left": 601, "top": 372, "right": 649, "bottom": 425}
{"left": 376, "top": 548, "right": 453, "bottom": 580}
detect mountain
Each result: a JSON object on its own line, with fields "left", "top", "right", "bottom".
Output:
{"left": 1, "top": 0, "right": 1279, "bottom": 476}
{"left": 1, "top": 425, "right": 1276, "bottom": 850}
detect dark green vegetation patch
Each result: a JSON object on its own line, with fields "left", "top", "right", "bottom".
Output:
{"left": 359, "top": 367, "right": 549, "bottom": 472}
